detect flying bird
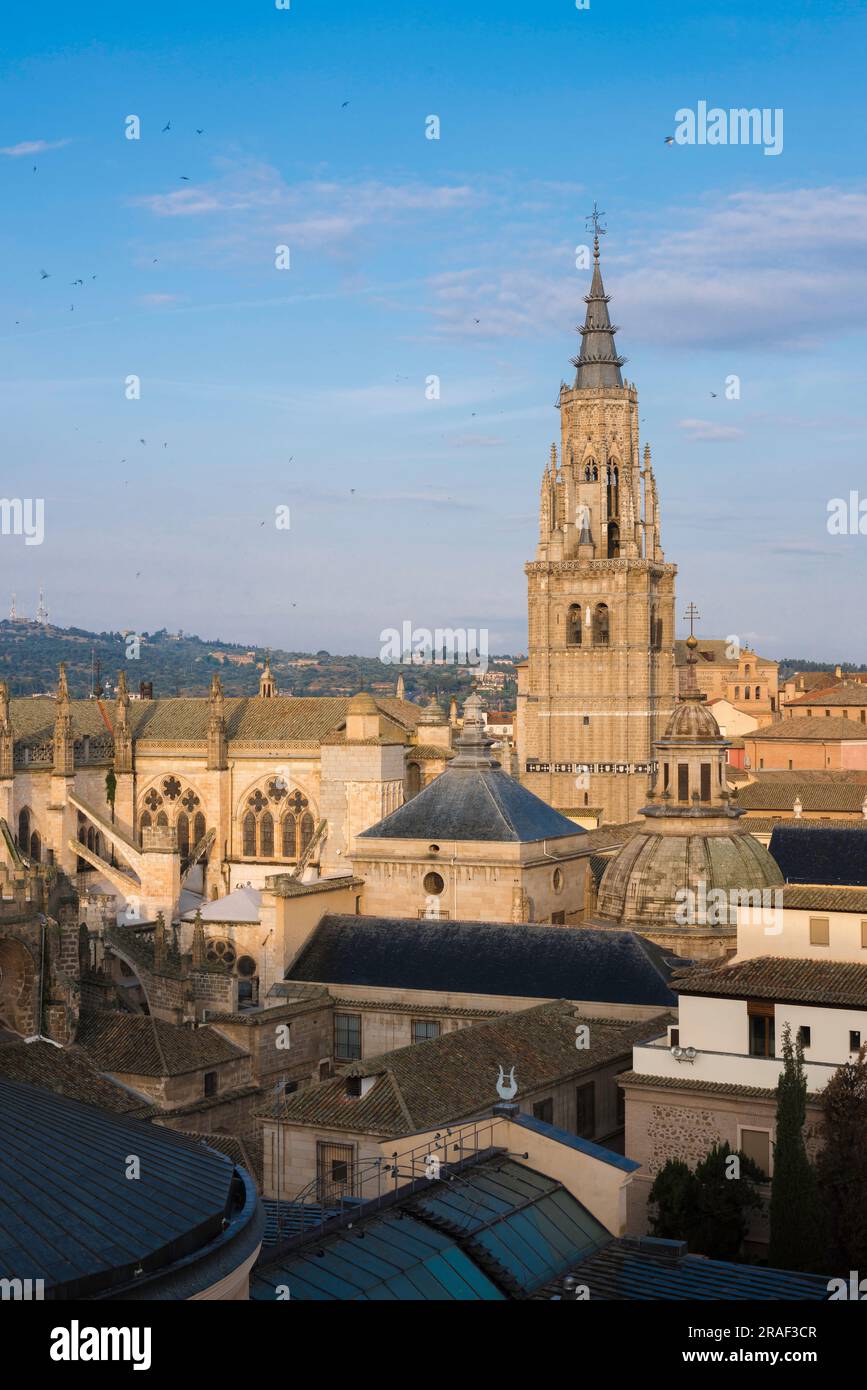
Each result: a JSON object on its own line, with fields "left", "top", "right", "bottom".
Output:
{"left": 32, "top": 165, "right": 37, "bottom": 173}
{"left": 710, "top": 391, "right": 717, "bottom": 398}
{"left": 139, "top": 438, "right": 146, "bottom": 444}
{"left": 664, "top": 136, "right": 674, "bottom": 145}
{"left": 195, "top": 128, "right": 204, "bottom": 134}
{"left": 39, "top": 269, "right": 50, "bottom": 279}
{"left": 179, "top": 175, "right": 190, "bottom": 180}
{"left": 162, "top": 121, "right": 171, "bottom": 132}
{"left": 341, "top": 100, "right": 350, "bottom": 108}
{"left": 71, "top": 279, "right": 83, "bottom": 286}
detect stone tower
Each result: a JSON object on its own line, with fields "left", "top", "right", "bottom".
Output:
{"left": 517, "top": 229, "right": 677, "bottom": 825}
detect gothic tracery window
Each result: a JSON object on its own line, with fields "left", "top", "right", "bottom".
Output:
{"left": 567, "top": 604, "right": 582, "bottom": 647}
{"left": 261, "top": 811, "right": 274, "bottom": 858}
{"left": 243, "top": 812, "right": 256, "bottom": 857}
{"left": 242, "top": 781, "right": 315, "bottom": 860}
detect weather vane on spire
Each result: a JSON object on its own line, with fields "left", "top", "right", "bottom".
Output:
{"left": 585, "top": 201, "right": 607, "bottom": 242}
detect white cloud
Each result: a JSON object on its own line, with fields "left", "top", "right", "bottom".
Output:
{"left": 0, "top": 138, "right": 72, "bottom": 157}
{"left": 677, "top": 418, "right": 744, "bottom": 441}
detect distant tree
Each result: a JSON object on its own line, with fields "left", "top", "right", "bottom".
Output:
{"left": 768, "top": 1025, "right": 826, "bottom": 1271}
{"left": 816, "top": 1048, "right": 867, "bottom": 1272}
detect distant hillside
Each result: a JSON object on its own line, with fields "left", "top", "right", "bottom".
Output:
{"left": 0, "top": 620, "right": 519, "bottom": 706}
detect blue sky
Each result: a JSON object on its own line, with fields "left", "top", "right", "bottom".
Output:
{"left": 1, "top": 0, "right": 866, "bottom": 659}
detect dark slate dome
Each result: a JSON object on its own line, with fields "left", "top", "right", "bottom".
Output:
{"left": 359, "top": 694, "right": 584, "bottom": 844}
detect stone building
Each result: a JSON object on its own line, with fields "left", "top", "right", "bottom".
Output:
{"left": 517, "top": 233, "right": 677, "bottom": 826}
{"left": 674, "top": 640, "right": 779, "bottom": 724}
{"left": 352, "top": 694, "right": 590, "bottom": 923}
{"left": 590, "top": 633, "right": 783, "bottom": 959}
{"left": 0, "top": 666, "right": 450, "bottom": 930}
{"left": 619, "top": 888, "right": 867, "bottom": 1247}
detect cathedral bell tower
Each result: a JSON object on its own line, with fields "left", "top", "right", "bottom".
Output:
{"left": 517, "top": 213, "right": 677, "bottom": 825}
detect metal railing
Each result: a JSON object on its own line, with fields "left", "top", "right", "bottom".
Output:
{"left": 271, "top": 1116, "right": 510, "bottom": 1243}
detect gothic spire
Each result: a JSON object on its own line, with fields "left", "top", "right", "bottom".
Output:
{"left": 572, "top": 234, "right": 626, "bottom": 389}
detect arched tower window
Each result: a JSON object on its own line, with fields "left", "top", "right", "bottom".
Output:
{"left": 607, "top": 522, "right": 620, "bottom": 559}
{"left": 607, "top": 462, "right": 620, "bottom": 517}
{"left": 567, "top": 604, "right": 582, "bottom": 647}
{"left": 406, "top": 762, "right": 422, "bottom": 799}
{"left": 193, "top": 811, "right": 206, "bottom": 849}
{"left": 140, "top": 811, "right": 152, "bottom": 832}
{"left": 286, "top": 811, "right": 300, "bottom": 856}
{"left": 156, "top": 810, "right": 169, "bottom": 827}
{"left": 176, "top": 812, "right": 190, "bottom": 858}
{"left": 734, "top": 687, "right": 740, "bottom": 700}
{"left": 593, "top": 603, "right": 610, "bottom": 647}
{"left": 755, "top": 686, "right": 761, "bottom": 700}
{"left": 261, "top": 812, "right": 274, "bottom": 858}
{"left": 29, "top": 831, "right": 41, "bottom": 863}
{"left": 17, "top": 808, "right": 30, "bottom": 852}
{"left": 584, "top": 459, "right": 598, "bottom": 482}
{"left": 300, "top": 813, "right": 315, "bottom": 855}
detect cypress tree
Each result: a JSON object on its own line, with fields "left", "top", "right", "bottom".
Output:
{"left": 816, "top": 1047, "right": 867, "bottom": 1272}
{"left": 768, "top": 1024, "right": 825, "bottom": 1271}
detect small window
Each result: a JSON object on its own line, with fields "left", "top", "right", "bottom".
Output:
{"left": 411, "top": 1019, "right": 441, "bottom": 1045}
{"left": 700, "top": 763, "right": 711, "bottom": 801}
{"left": 677, "top": 763, "right": 689, "bottom": 801}
{"left": 583, "top": 716, "right": 590, "bottom": 727}
{"left": 533, "top": 1098, "right": 554, "bottom": 1125}
{"left": 203, "top": 1071, "right": 217, "bottom": 1097}
{"left": 346, "top": 1075, "right": 362, "bottom": 1098}
{"left": 334, "top": 1013, "right": 362, "bottom": 1061}
{"left": 283, "top": 1080, "right": 299, "bottom": 1096}
{"left": 576, "top": 1082, "right": 595, "bottom": 1139}
{"left": 552, "top": 868, "right": 564, "bottom": 893}
{"left": 740, "top": 1128, "right": 771, "bottom": 1179}
{"left": 810, "top": 917, "right": 830, "bottom": 946}
{"left": 850, "top": 1031, "right": 861, "bottom": 1053}
{"left": 748, "top": 1009, "right": 775, "bottom": 1058}
{"left": 798, "top": 1026, "right": 811, "bottom": 1048}
{"left": 551, "top": 910, "right": 565, "bottom": 925}
{"left": 423, "top": 871, "right": 445, "bottom": 895}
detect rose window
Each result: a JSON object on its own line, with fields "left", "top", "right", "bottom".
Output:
{"left": 162, "top": 776, "right": 182, "bottom": 801}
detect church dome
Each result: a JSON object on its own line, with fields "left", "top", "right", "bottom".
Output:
{"left": 595, "top": 826, "right": 783, "bottom": 931}
{"left": 663, "top": 699, "right": 721, "bottom": 742}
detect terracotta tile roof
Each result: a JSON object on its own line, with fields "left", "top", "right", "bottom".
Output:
{"left": 408, "top": 744, "right": 456, "bottom": 760}
{"left": 0, "top": 1038, "right": 155, "bottom": 1116}
{"left": 781, "top": 883, "right": 867, "bottom": 913}
{"left": 785, "top": 683, "right": 867, "bottom": 708}
{"left": 737, "top": 781, "right": 867, "bottom": 812}
{"left": 739, "top": 816, "right": 857, "bottom": 834}
{"left": 672, "top": 955, "right": 867, "bottom": 1008}
{"left": 208, "top": 990, "right": 331, "bottom": 1026}
{"left": 579, "top": 821, "right": 644, "bottom": 852}
{"left": 10, "top": 694, "right": 425, "bottom": 750}
{"left": 618, "top": 1070, "right": 777, "bottom": 1100}
{"left": 75, "top": 1011, "right": 249, "bottom": 1077}
{"left": 747, "top": 716, "right": 867, "bottom": 742}
{"left": 674, "top": 640, "right": 776, "bottom": 669}
{"left": 171, "top": 1127, "right": 264, "bottom": 1188}
{"left": 262, "top": 1002, "right": 669, "bottom": 1135}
